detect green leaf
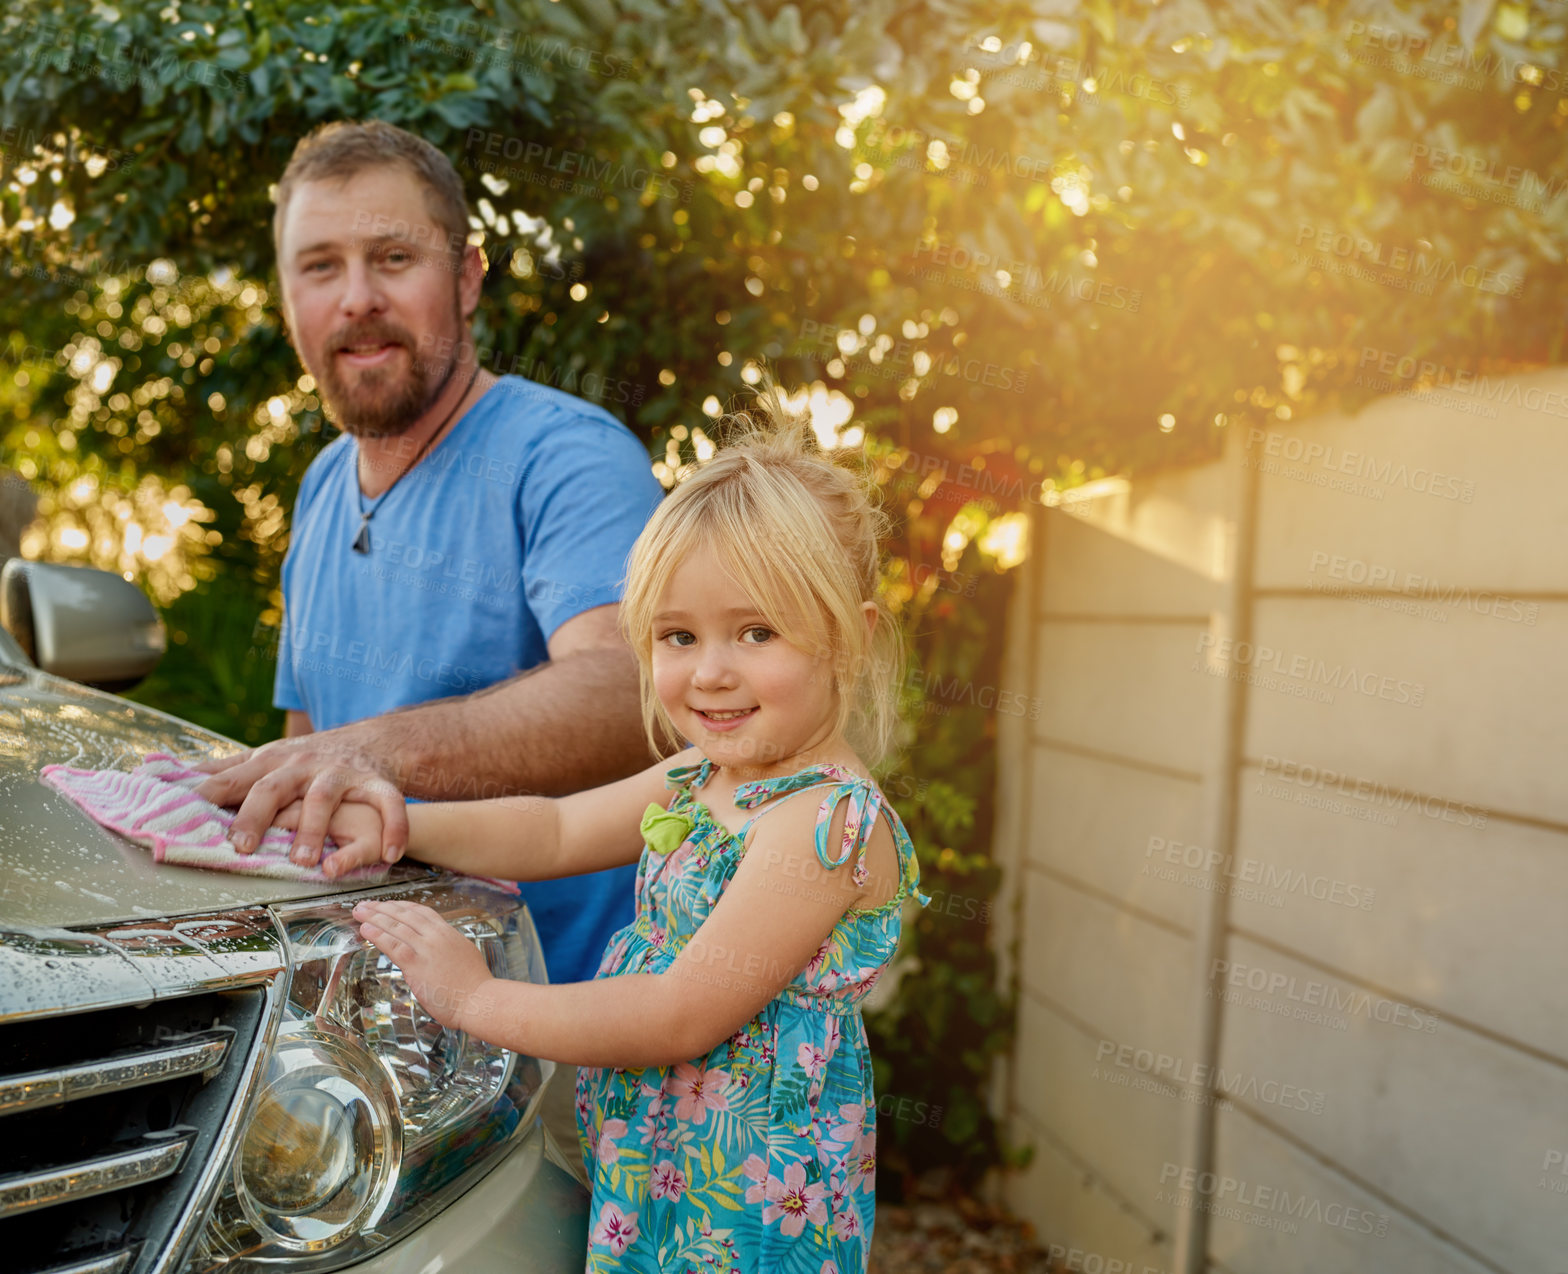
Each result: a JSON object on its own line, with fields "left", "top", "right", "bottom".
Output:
{"left": 177, "top": 112, "right": 204, "bottom": 155}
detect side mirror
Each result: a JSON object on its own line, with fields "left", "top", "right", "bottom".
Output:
{"left": 0, "top": 559, "right": 166, "bottom": 690}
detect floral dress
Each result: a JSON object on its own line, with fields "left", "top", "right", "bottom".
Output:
{"left": 574, "top": 753, "right": 930, "bottom": 1274}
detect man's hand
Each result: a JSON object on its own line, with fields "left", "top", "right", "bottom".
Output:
{"left": 352, "top": 900, "right": 496, "bottom": 1033}
{"left": 273, "top": 796, "right": 395, "bottom": 879}
{"left": 193, "top": 736, "right": 408, "bottom": 866}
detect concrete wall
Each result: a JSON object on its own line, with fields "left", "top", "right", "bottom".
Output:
{"left": 991, "top": 371, "right": 1568, "bottom": 1274}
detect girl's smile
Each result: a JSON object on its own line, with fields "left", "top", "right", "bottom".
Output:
{"left": 691, "top": 706, "right": 759, "bottom": 731}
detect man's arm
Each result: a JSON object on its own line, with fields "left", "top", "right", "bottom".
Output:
{"left": 383, "top": 602, "right": 661, "bottom": 798}
{"left": 285, "top": 710, "right": 313, "bottom": 738}
{"left": 195, "top": 603, "right": 677, "bottom": 861}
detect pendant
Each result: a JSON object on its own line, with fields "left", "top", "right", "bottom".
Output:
{"left": 352, "top": 517, "right": 372, "bottom": 554}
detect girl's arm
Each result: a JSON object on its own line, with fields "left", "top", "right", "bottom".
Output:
{"left": 354, "top": 781, "right": 903, "bottom": 1069}
{"left": 306, "top": 746, "right": 698, "bottom": 880}
{"left": 400, "top": 746, "right": 699, "bottom": 880}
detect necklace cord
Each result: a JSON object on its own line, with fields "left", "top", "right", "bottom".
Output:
{"left": 352, "top": 363, "right": 482, "bottom": 551}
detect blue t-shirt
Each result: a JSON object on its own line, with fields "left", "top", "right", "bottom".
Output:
{"left": 273, "top": 375, "right": 664, "bottom": 985}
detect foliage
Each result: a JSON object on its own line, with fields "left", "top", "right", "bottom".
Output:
{"left": 872, "top": 531, "right": 1017, "bottom": 1193}
{"left": 2, "top": 0, "right": 1564, "bottom": 1188}
{"left": 129, "top": 567, "right": 284, "bottom": 740}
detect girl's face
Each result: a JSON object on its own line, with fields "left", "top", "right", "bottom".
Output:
{"left": 651, "top": 545, "right": 839, "bottom": 773}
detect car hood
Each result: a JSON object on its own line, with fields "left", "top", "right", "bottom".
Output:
{"left": 0, "top": 651, "right": 425, "bottom": 929}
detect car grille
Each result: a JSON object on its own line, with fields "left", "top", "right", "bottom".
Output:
{"left": 0, "top": 988, "right": 267, "bottom": 1274}
{"left": 0, "top": 911, "right": 286, "bottom": 1274}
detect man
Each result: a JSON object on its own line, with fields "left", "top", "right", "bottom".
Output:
{"left": 195, "top": 119, "right": 667, "bottom": 990}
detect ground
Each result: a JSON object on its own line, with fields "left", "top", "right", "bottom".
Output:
{"left": 869, "top": 1178, "right": 1055, "bottom": 1274}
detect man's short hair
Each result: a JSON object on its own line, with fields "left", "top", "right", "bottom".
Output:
{"left": 272, "top": 119, "right": 472, "bottom": 266}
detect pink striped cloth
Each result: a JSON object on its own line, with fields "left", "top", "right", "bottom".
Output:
{"left": 40, "top": 753, "right": 391, "bottom": 883}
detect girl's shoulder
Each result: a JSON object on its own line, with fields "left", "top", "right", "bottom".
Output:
{"left": 733, "top": 760, "right": 929, "bottom": 912}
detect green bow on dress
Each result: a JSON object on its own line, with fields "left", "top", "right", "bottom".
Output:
{"left": 641, "top": 803, "right": 694, "bottom": 855}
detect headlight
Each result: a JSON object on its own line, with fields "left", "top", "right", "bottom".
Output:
{"left": 183, "top": 880, "right": 551, "bottom": 1272}
{"left": 235, "top": 1024, "right": 401, "bottom": 1250}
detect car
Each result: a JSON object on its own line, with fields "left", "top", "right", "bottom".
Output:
{"left": 0, "top": 557, "right": 591, "bottom": 1274}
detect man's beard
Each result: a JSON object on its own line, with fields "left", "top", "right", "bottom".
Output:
{"left": 314, "top": 307, "right": 462, "bottom": 438}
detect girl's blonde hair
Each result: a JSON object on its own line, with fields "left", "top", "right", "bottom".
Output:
{"left": 620, "top": 382, "right": 905, "bottom": 767}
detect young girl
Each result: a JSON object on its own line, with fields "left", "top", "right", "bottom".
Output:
{"left": 342, "top": 392, "right": 930, "bottom": 1272}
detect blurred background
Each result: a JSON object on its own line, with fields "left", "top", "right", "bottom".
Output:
{"left": 2, "top": 0, "right": 1564, "bottom": 1269}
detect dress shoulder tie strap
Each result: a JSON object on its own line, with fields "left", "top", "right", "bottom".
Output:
{"left": 734, "top": 763, "right": 882, "bottom": 887}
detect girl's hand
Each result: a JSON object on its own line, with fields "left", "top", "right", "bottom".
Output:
{"left": 272, "top": 794, "right": 397, "bottom": 877}
{"left": 352, "top": 900, "right": 494, "bottom": 1032}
